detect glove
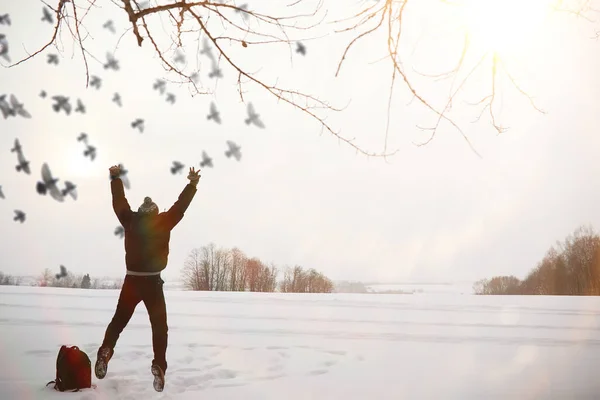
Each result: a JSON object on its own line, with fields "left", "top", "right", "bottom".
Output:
{"left": 187, "top": 167, "right": 200, "bottom": 186}
{"left": 109, "top": 165, "right": 121, "bottom": 179}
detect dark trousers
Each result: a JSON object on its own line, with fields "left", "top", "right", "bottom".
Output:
{"left": 101, "top": 274, "right": 168, "bottom": 373}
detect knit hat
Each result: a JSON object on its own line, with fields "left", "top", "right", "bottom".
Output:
{"left": 138, "top": 196, "right": 159, "bottom": 214}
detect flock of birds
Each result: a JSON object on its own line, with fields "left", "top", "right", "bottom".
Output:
{"left": 1, "top": 5, "right": 308, "bottom": 240}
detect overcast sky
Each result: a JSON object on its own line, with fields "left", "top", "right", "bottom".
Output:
{"left": 1, "top": 0, "right": 600, "bottom": 285}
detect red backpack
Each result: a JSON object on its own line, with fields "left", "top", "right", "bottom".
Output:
{"left": 46, "top": 345, "right": 92, "bottom": 392}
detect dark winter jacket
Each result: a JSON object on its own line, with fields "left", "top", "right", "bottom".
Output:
{"left": 111, "top": 178, "right": 197, "bottom": 273}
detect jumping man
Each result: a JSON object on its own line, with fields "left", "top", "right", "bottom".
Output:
{"left": 95, "top": 164, "right": 200, "bottom": 392}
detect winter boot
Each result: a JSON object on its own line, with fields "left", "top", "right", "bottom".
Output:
{"left": 95, "top": 347, "right": 114, "bottom": 379}
{"left": 151, "top": 364, "right": 165, "bottom": 392}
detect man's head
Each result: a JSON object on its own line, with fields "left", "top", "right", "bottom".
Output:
{"left": 138, "top": 196, "right": 159, "bottom": 215}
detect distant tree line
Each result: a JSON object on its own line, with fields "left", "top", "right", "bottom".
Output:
{"left": 0, "top": 271, "right": 21, "bottom": 286}
{"left": 181, "top": 243, "right": 334, "bottom": 293}
{"left": 474, "top": 225, "right": 600, "bottom": 295}
{"left": 37, "top": 269, "right": 123, "bottom": 289}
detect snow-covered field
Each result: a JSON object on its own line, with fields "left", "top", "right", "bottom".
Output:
{"left": 2, "top": 286, "right": 600, "bottom": 399}
{"left": 365, "top": 282, "right": 474, "bottom": 295}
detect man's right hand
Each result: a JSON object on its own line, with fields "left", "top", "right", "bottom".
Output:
{"left": 109, "top": 165, "right": 121, "bottom": 178}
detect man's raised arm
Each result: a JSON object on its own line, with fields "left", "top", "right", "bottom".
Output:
{"left": 162, "top": 167, "right": 200, "bottom": 230}
{"left": 109, "top": 165, "right": 132, "bottom": 226}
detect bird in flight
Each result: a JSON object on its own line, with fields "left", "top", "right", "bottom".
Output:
{"left": 8, "top": 94, "right": 32, "bottom": 118}
{"left": 61, "top": 181, "right": 78, "bottom": 200}
{"left": 0, "top": 14, "right": 11, "bottom": 26}
{"left": 0, "top": 34, "right": 10, "bottom": 63}
{"left": 13, "top": 210, "right": 26, "bottom": 223}
{"left": 47, "top": 53, "right": 59, "bottom": 65}
{"left": 114, "top": 225, "right": 124, "bottom": 239}
{"left": 170, "top": 161, "right": 185, "bottom": 175}
{"left": 131, "top": 118, "right": 144, "bottom": 133}
{"left": 208, "top": 60, "right": 223, "bottom": 79}
{"left": 0, "top": 186, "right": 4, "bottom": 199}
{"left": 75, "top": 99, "right": 86, "bottom": 114}
{"left": 244, "top": 102, "right": 265, "bottom": 128}
{"left": 37, "top": 163, "right": 65, "bottom": 202}
{"left": 90, "top": 75, "right": 102, "bottom": 90}
{"left": 52, "top": 95, "right": 71, "bottom": 115}
{"left": 103, "top": 20, "right": 115, "bottom": 34}
{"left": 42, "top": 7, "right": 53, "bottom": 24}
{"left": 235, "top": 3, "right": 249, "bottom": 20}
{"left": 112, "top": 92, "right": 122, "bottom": 107}
{"left": 296, "top": 42, "right": 306, "bottom": 56}
{"left": 207, "top": 102, "right": 222, "bottom": 124}
{"left": 55, "top": 265, "right": 68, "bottom": 280}
{"left": 153, "top": 79, "right": 166, "bottom": 95}
{"left": 225, "top": 140, "right": 242, "bottom": 161}
{"left": 83, "top": 144, "right": 97, "bottom": 161}
{"left": 166, "top": 93, "right": 176, "bottom": 104}
{"left": 174, "top": 49, "right": 186, "bottom": 64}
{"left": 200, "top": 151, "right": 213, "bottom": 168}
{"left": 104, "top": 53, "right": 119, "bottom": 71}
{"left": 200, "top": 38, "right": 215, "bottom": 61}
{"left": 12, "top": 139, "right": 31, "bottom": 175}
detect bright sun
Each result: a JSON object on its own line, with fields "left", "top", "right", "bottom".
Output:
{"left": 456, "top": 0, "right": 554, "bottom": 56}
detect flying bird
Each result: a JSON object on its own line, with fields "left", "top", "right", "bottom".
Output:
{"left": 200, "top": 38, "right": 214, "bottom": 61}
{"left": 10, "top": 138, "right": 22, "bottom": 154}
{"left": 40, "top": 90, "right": 47, "bottom": 98}
{"left": 207, "top": 102, "right": 222, "bottom": 124}
{"left": 13, "top": 210, "right": 25, "bottom": 223}
{"left": 166, "top": 93, "right": 176, "bottom": 104}
{"left": 244, "top": 102, "right": 265, "bottom": 128}
{"left": 51, "top": 95, "right": 71, "bottom": 115}
{"left": 8, "top": 95, "right": 31, "bottom": 118}
{"left": 0, "top": 185, "right": 4, "bottom": 199}
{"left": 61, "top": 181, "right": 77, "bottom": 200}
{"left": 131, "top": 118, "right": 144, "bottom": 133}
{"left": 208, "top": 61, "right": 223, "bottom": 78}
{"left": 16, "top": 152, "right": 30, "bottom": 174}
{"left": 77, "top": 132, "right": 88, "bottom": 143}
{"left": 0, "top": 95, "right": 12, "bottom": 118}
{"left": 190, "top": 72, "right": 199, "bottom": 84}
{"left": 104, "top": 52, "right": 119, "bottom": 70}
{"left": 47, "top": 53, "right": 59, "bottom": 65}
{"left": 0, "top": 14, "right": 10, "bottom": 26}
{"left": 112, "top": 92, "right": 122, "bottom": 107}
{"left": 225, "top": 140, "right": 242, "bottom": 161}
{"left": 170, "top": 161, "right": 185, "bottom": 175}
{"left": 153, "top": 79, "right": 166, "bottom": 95}
{"left": 0, "top": 34, "right": 10, "bottom": 63}
{"left": 13, "top": 139, "right": 31, "bottom": 175}
{"left": 55, "top": 265, "right": 68, "bottom": 280}
{"left": 200, "top": 151, "right": 213, "bottom": 168}
{"left": 42, "top": 7, "right": 53, "bottom": 24}
{"left": 90, "top": 75, "right": 102, "bottom": 89}
{"left": 296, "top": 42, "right": 306, "bottom": 56}
{"left": 174, "top": 49, "right": 186, "bottom": 64}
{"left": 235, "top": 3, "right": 249, "bottom": 20}
{"left": 83, "top": 144, "right": 96, "bottom": 161}
{"left": 103, "top": 20, "right": 115, "bottom": 34}
{"left": 36, "top": 163, "right": 65, "bottom": 202}
{"left": 6, "top": 94, "right": 31, "bottom": 118}
{"left": 75, "top": 99, "right": 86, "bottom": 113}
{"left": 114, "top": 225, "right": 124, "bottom": 239}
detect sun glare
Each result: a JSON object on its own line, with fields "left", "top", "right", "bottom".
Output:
{"left": 457, "top": 0, "right": 554, "bottom": 56}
